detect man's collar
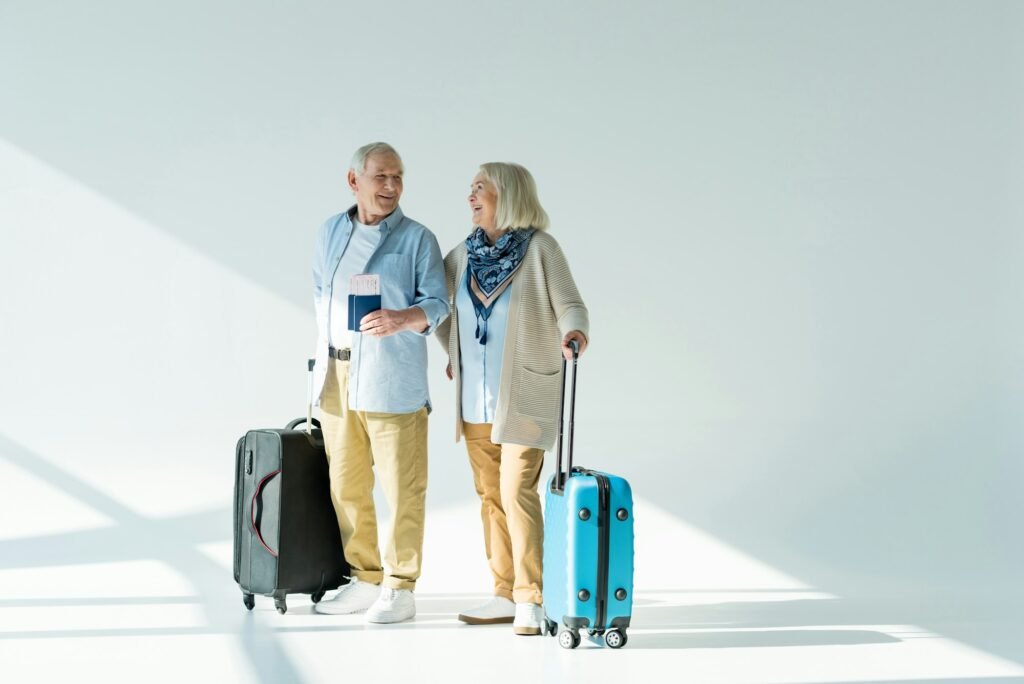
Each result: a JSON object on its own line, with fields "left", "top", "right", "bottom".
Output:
{"left": 345, "top": 204, "right": 404, "bottom": 234}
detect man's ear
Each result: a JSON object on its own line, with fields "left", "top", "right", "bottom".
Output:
{"left": 347, "top": 169, "right": 359, "bottom": 193}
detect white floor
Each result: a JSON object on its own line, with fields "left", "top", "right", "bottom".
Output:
{"left": 3, "top": 566, "right": 1024, "bottom": 684}
{"left": 2, "top": 443, "right": 1023, "bottom": 684}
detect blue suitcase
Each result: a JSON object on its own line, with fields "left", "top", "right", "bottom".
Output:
{"left": 542, "top": 342, "right": 635, "bottom": 649}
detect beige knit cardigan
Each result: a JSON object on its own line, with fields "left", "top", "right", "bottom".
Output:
{"left": 435, "top": 230, "right": 589, "bottom": 451}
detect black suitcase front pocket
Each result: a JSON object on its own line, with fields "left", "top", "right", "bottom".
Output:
{"left": 251, "top": 469, "right": 282, "bottom": 556}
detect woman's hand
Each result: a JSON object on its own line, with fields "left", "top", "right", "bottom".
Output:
{"left": 562, "top": 331, "right": 588, "bottom": 360}
{"left": 446, "top": 361, "right": 453, "bottom": 380}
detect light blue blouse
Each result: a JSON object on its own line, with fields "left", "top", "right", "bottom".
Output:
{"left": 457, "top": 273, "right": 511, "bottom": 424}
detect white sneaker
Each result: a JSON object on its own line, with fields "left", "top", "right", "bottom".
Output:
{"left": 313, "top": 578, "right": 380, "bottom": 615}
{"left": 457, "top": 596, "right": 516, "bottom": 625}
{"left": 513, "top": 602, "right": 543, "bottom": 636}
{"left": 364, "top": 587, "right": 416, "bottom": 624}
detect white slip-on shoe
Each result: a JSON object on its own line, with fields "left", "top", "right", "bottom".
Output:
{"left": 313, "top": 578, "right": 381, "bottom": 615}
{"left": 364, "top": 587, "right": 416, "bottom": 624}
{"left": 457, "top": 596, "right": 516, "bottom": 625}
{"left": 513, "top": 602, "right": 543, "bottom": 636}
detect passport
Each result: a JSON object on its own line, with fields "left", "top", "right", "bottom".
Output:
{"left": 348, "top": 294, "right": 382, "bottom": 332}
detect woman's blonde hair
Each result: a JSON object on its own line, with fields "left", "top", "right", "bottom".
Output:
{"left": 478, "top": 162, "right": 549, "bottom": 231}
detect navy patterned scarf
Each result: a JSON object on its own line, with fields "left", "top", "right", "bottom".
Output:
{"left": 464, "top": 227, "right": 535, "bottom": 344}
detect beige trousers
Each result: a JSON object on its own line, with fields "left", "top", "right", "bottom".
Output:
{"left": 462, "top": 421, "right": 545, "bottom": 605}
{"left": 319, "top": 359, "right": 428, "bottom": 591}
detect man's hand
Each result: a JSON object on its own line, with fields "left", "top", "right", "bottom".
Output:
{"left": 446, "top": 361, "right": 453, "bottom": 380}
{"left": 360, "top": 307, "right": 428, "bottom": 337}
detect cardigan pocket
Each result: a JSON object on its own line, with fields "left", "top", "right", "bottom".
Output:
{"left": 514, "top": 367, "right": 561, "bottom": 420}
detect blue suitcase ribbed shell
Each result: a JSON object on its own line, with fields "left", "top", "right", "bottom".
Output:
{"left": 543, "top": 468, "right": 634, "bottom": 637}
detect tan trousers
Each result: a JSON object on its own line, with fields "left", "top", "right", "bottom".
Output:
{"left": 319, "top": 359, "right": 428, "bottom": 591}
{"left": 462, "top": 421, "right": 545, "bottom": 605}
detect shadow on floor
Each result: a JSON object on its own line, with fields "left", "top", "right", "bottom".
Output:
{"left": 0, "top": 434, "right": 304, "bottom": 683}
{"left": 3, "top": 433, "right": 1023, "bottom": 682}
{"left": 625, "top": 628, "right": 899, "bottom": 650}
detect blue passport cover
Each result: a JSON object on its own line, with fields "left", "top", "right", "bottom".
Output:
{"left": 348, "top": 294, "right": 382, "bottom": 332}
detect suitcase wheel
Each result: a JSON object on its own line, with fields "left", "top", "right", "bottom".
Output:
{"left": 311, "top": 591, "right": 326, "bottom": 604}
{"left": 605, "top": 628, "right": 627, "bottom": 649}
{"left": 275, "top": 598, "right": 287, "bottom": 614}
{"left": 242, "top": 593, "right": 255, "bottom": 611}
{"left": 544, "top": 619, "right": 557, "bottom": 637}
{"left": 558, "top": 628, "right": 581, "bottom": 649}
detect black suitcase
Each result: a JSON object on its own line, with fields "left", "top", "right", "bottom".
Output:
{"left": 233, "top": 360, "right": 349, "bottom": 614}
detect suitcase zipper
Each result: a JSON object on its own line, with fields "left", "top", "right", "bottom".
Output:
{"left": 591, "top": 471, "right": 610, "bottom": 632}
{"left": 234, "top": 437, "right": 245, "bottom": 582}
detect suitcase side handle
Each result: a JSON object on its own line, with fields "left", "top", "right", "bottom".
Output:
{"left": 552, "top": 340, "right": 580, "bottom": 493}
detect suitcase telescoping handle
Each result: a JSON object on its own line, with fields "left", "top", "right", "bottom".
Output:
{"left": 552, "top": 339, "right": 580, "bottom": 493}
{"left": 306, "top": 358, "right": 315, "bottom": 433}
{"left": 284, "top": 359, "right": 321, "bottom": 434}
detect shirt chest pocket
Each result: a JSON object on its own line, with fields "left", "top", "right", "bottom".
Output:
{"left": 372, "top": 253, "right": 414, "bottom": 305}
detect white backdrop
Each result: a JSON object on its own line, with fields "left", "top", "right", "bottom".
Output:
{"left": 1, "top": 0, "right": 1022, "bottom": 671}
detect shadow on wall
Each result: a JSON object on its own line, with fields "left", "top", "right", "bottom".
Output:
{"left": 4, "top": 0, "right": 1022, "bottom": 600}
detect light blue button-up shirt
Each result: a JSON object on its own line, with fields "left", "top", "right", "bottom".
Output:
{"left": 312, "top": 205, "right": 449, "bottom": 413}
{"left": 456, "top": 272, "right": 510, "bottom": 423}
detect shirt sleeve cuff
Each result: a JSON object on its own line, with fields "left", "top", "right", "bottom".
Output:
{"left": 410, "top": 302, "right": 445, "bottom": 336}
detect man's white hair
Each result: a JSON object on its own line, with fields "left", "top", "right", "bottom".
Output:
{"left": 350, "top": 142, "right": 403, "bottom": 175}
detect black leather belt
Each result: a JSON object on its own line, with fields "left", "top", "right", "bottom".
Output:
{"left": 328, "top": 347, "right": 351, "bottom": 361}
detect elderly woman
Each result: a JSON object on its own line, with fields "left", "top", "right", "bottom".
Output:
{"left": 435, "top": 162, "right": 589, "bottom": 636}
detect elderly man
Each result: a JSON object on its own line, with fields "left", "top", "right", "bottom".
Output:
{"left": 311, "top": 142, "right": 448, "bottom": 623}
